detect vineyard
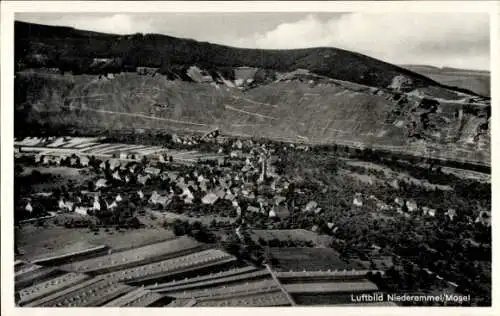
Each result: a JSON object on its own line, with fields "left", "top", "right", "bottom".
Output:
{"left": 15, "top": 234, "right": 390, "bottom": 307}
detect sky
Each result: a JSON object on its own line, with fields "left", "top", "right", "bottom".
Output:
{"left": 16, "top": 12, "right": 490, "bottom": 70}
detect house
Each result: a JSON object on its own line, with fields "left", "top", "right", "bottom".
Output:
{"left": 112, "top": 171, "right": 121, "bottom": 181}
{"left": 115, "top": 194, "right": 123, "bottom": 202}
{"left": 95, "top": 179, "right": 107, "bottom": 189}
{"left": 109, "top": 159, "right": 121, "bottom": 171}
{"left": 394, "top": 197, "right": 405, "bottom": 207}
{"left": 172, "top": 134, "right": 182, "bottom": 144}
{"left": 119, "top": 152, "right": 128, "bottom": 160}
{"left": 202, "top": 193, "right": 218, "bottom": 205}
{"left": 422, "top": 206, "right": 436, "bottom": 217}
{"left": 304, "top": 201, "right": 318, "bottom": 212}
{"left": 93, "top": 198, "right": 101, "bottom": 211}
{"left": 25, "top": 202, "right": 33, "bottom": 213}
{"left": 224, "top": 190, "right": 236, "bottom": 201}
{"left": 129, "top": 164, "right": 138, "bottom": 173}
{"left": 215, "top": 189, "right": 226, "bottom": 199}
{"left": 475, "top": 211, "right": 491, "bottom": 227}
{"left": 58, "top": 199, "right": 74, "bottom": 212}
{"left": 390, "top": 179, "right": 400, "bottom": 189}
{"left": 406, "top": 200, "right": 418, "bottom": 212}
{"left": 181, "top": 187, "right": 194, "bottom": 204}
{"left": 233, "top": 140, "right": 243, "bottom": 149}
{"left": 80, "top": 156, "right": 90, "bottom": 167}
{"left": 75, "top": 207, "right": 88, "bottom": 216}
{"left": 137, "top": 190, "right": 145, "bottom": 199}
{"left": 69, "top": 157, "right": 78, "bottom": 166}
{"left": 353, "top": 193, "right": 363, "bottom": 207}
{"left": 137, "top": 174, "right": 151, "bottom": 185}
{"left": 149, "top": 191, "right": 169, "bottom": 206}
{"left": 446, "top": 208, "right": 457, "bottom": 221}
{"left": 54, "top": 156, "right": 65, "bottom": 165}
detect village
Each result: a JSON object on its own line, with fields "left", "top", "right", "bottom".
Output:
{"left": 14, "top": 132, "right": 491, "bottom": 306}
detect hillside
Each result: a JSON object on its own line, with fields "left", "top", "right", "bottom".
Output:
{"left": 401, "top": 65, "right": 490, "bottom": 97}
{"left": 14, "top": 21, "right": 491, "bottom": 165}
{"left": 16, "top": 21, "right": 479, "bottom": 93}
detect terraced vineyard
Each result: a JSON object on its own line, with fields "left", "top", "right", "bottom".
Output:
{"left": 102, "top": 248, "right": 237, "bottom": 284}
{"left": 59, "top": 236, "right": 205, "bottom": 274}
{"left": 18, "top": 272, "right": 90, "bottom": 305}
{"left": 103, "top": 288, "right": 165, "bottom": 307}
{"left": 26, "top": 277, "right": 134, "bottom": 307}
{"left": 15, "top": 235, "right": 386, "bottom": 307}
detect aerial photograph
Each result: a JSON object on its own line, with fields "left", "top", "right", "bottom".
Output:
{"left": 12, "top": 11, "right": 491, "bottom": 307}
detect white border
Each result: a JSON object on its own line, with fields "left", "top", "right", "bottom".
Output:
{"left": 1, "top": 1, "right": 499, "bottom": 316}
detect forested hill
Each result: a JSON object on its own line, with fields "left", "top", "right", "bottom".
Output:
{"left": 15, "top": 20, "right": 469, "bottom": 93}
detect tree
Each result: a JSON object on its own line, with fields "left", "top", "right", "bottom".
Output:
{"left": 173, "top": 219, "right": 187, "bottom": 236}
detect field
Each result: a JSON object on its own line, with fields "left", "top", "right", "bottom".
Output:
{"left": 251, "top": 229, "right": 331, "bottom": 247}
{"left": 15, "top": 136, "right": 225, "bottom": 163}
{"left": 16, "top": 226, "right": 176, "bottom": 262}
{"left": 58, "top": 236, "right": 205, "bottom": 274}
{"left": 268, "top": 247, "right": 357, "bottom": 272}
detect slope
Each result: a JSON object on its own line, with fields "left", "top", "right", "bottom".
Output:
{"left": 15, "top": 69, "right": 490, "bottom": 165}
{"left": 401, "top": 65, "right": 490, "bottom": 97}
{"left": 15, "top": 21, "right": 480, "bottom": 95}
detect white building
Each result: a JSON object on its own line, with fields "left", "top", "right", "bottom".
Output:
{"left": 353, "top": 193, "right": 363, "bottom": 207}
{"left": 25, "top": 202, "right": 33, "bottom": 213}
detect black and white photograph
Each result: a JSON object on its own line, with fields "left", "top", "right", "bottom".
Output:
{"left": 1, "top": 1, "right": 497, "bottom": 312}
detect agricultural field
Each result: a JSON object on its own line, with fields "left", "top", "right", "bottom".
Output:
{"left": 15, "top": 136, "right": 226, "bottom": 163}
{"left": 16, "top": 226, "right": 176, "bottom": 262}
{"left": 251, "top": 229, "right": 331, "bottom": 247}
{"left": 267, "top": 247, "right": 360, "bottom": 272}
